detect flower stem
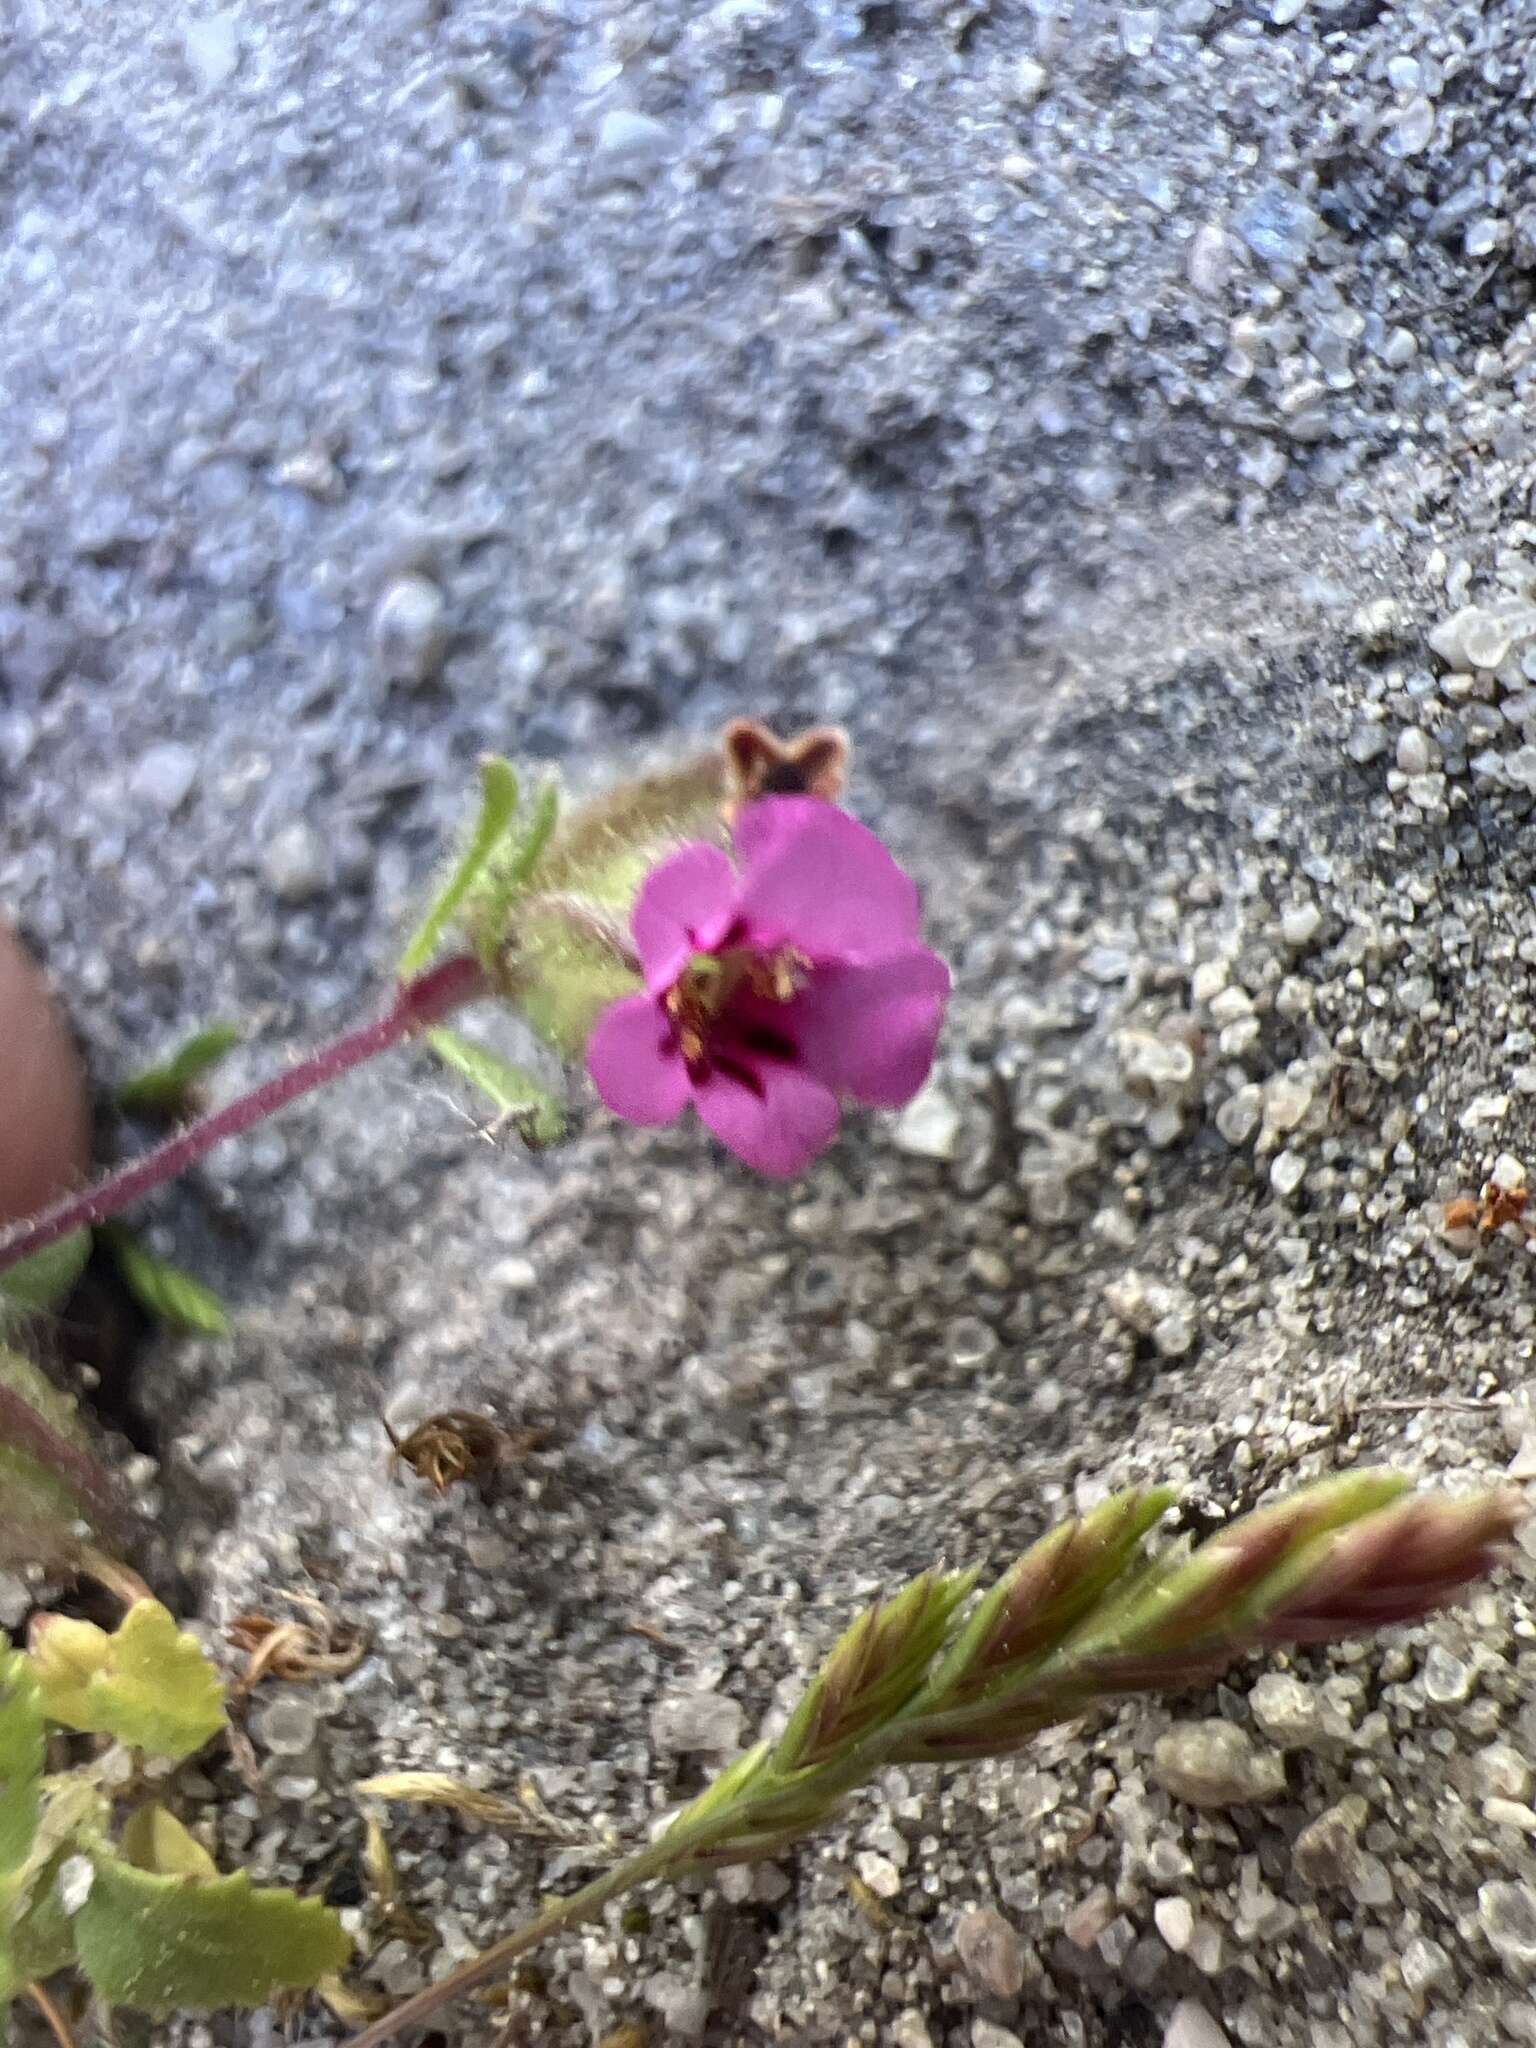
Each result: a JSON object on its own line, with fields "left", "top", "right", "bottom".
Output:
{"left": 345, "top": 1828, "right": 709, "bottom": 2048}
{"left": 0, "top": 953, "right": 488, "bottom": 1276}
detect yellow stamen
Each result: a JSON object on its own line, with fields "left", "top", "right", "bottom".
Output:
{"left": 665, "top": 945, "right": 809, "bottom": 1065}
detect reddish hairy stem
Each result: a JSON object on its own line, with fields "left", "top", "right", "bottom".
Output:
{"left": 0, "top": 953, "right": 487, "bottom": 1275}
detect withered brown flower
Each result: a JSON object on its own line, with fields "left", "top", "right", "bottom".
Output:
{"left": 226, "top": 1592, "right": 368, "bottom": 1691}
{"left": 383, "top": 1409, "right": 544, "bottom": 1495}
{"left": 721, "top": 718, "right": 849, "bottom": 821}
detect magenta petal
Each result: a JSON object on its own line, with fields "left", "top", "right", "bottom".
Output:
{"left": 734, "top": 797, "right": 923, "bottom": 962}
{"left": 586, "top": 993, "right": 691, "bottom": 1125}
{"left": 789, "top": 950, "right": 951, "bottom": 1107}
{"left": 631, "top": 843, "right": 740, "bottom": 990}
{"left": 691, "top": 1058, "right": 841, "bottom": 1177}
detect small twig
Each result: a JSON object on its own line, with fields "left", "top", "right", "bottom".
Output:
{"left": 26, "top": 1981, "right": 78, "bottom": 2048}
{"left": 625, "top": 1619, "right": 687, "bottom": 1654}
{"left": 227, "top": 1592, "right": 369, "bottom": 1693}
{"left": 346, "top": 1831, "right": 711, "bottom": 2048}
{"left": 1355, "top": 1398, "right": 1501, "bottom": 1416}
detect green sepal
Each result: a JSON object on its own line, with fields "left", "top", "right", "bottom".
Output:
{"left": 75, "top": 1855, "right": 351, "bottom": 2016}
{"left": 506, "top": 910, "right": 641, "bottom": 1058}
{"left": 30, "top": 1600, "right": 227, "bottom": 1761}
{"left": 423, "top": 1029, "right": 565, "bottom": 1145}
{"left": 102, "top": 1228, "right": 230, "bottom": 1338}
{"left": 118, "top": 1025, "right": 241, "bottom": 1119}
{"left": 0, "top": 1230, "right": 92, "bottom": 1320}
{"left": 401, "top": 755, "right": 521, "bottom": 977}
{"left": 461, "top": 751, "right": 727, "bottom": 1059}
{"left": 531, "top": 751, "right": 726, "bottom": 913}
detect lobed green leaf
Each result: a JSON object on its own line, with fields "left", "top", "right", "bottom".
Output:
{"left": 0, "top": 1670, "right": 95, "bottom": 2007}
{"left": 30, "top": 1599, "right": 227, "bottom": 1761}
{"left": 0, "top": 1650, "right": 43, "bottom": 1880}
{"left": 75, "top": 1857, "right": 351, "bottom": 2016}
{"left": 119, "top": 1804, "right": 220, "bottom": 1880}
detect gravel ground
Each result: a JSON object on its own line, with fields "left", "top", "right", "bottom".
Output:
{"left": 8, "top": 0, "right": 1536, "bottom": 2043}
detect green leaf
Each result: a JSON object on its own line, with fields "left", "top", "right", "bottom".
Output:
{"left": 118, "top": 1024, "right": 241, "bottom": 1118}
{"left": 0, "top": 1650, "right": 43, "bottom": 1878}
{"left": 75, "top": 1856, "right": 351, "bottom": 2016}
{"left": 102, "top": 1228, "right": 230, "bottom": 1337}
{"left": 30, "top": 1599, "right": 227, "bottom": 1761}
{"left": 0, "top": 1345, "right": 122, "bottom": 1575}
{"left": 401, "top": 755, "right": 520, "bottom": 977}
{"left": 423, "top": 1029, "right": 565, "bottom": 1145}
{"left": 0, "top": 1229, "right": 92, "bottom": 1320}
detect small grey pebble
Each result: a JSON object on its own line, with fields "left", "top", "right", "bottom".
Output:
{"left": 592, "top": 109, "right": 672, "bottom": 179}
{"left": 1422, "top": 1644, "right": 1474, "bottom": 1704}
{"left": 1248, "top": 1673, "right": 1324, "bottom": 1751}
{"left": 1396, "top": 726, "right": 1433, "bottom": 776}
{"left": 1153, "top": 1721, "right": 1286, "bottom": 1808}
{"left": 182, "top": 12, "right": 242, "bottom": 90}
{"left": 1399, "top": 1935, "right": 1454, "bottom": 1996}
{"left": 252, "top": 1695, "right": 319, "bottom": 1756}
{"left": 373, "top": 574, "right": 449, "bottom": 685}
{"left": 1292, "top": 1796, "right": 1367, "bottom": 1890}
{"left": 1163, "top": 2004, "right": 1231, "bottom": 2048}
{"left": 954, "top": 1904, "right": 1028, "bottom": 1998}
{"left": 129, "top": 743, "right": 198, "bottom": 815}
{"left": 649, "top": 1690, "right": 743, "bottom": 1755}
{"left": 1345, "top": 723, "right": 1388, "bottom": 765}
{"left": 261, "top": 821, "right": 333, "bottom": 905}
{"left": 893, "top": 1084, "right": 961, "bottom": 1159}
{"left": 1480, "top": 1880, "right": 1536, "bottom": 1966}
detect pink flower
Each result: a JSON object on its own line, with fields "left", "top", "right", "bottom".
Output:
{"left": 586, "top": 797, "right": 950, "bottom": 1177}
